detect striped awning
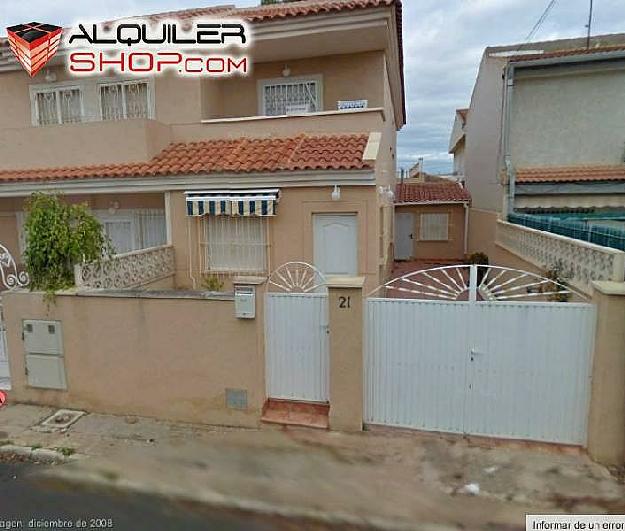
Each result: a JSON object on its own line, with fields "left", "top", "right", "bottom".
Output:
{"left": 185, "top": 189, "right": 279, "bottom": 217}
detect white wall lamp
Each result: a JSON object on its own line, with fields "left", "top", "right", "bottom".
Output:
{"left": 44, "top": 69, "right": 57, "bottom": 83}
{"left": 282, "top": 64, "right": 291, "bottom": 78}
{"left": 331, "top": 185, "right": 341, "bottom": 201}
{"left": 378, "top": 185, "right": 394, "bottom": 203}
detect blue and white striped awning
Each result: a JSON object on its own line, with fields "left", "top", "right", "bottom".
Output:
{"left": 185, "top": 189, "right": 279, "bottom": 217}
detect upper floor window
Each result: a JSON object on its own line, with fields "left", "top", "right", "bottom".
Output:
{"left": 31, "top": 86, "right": 83, "bottom": 126}
{"left": 99, "top": 80, "right": 151, "bottom": 121}
{"left": 259, "top": 76, "right": 322, "bottom": 116}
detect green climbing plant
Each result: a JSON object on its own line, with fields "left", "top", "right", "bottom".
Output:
{"left": 23, "top": 193, "right": 112, "bottom": 295}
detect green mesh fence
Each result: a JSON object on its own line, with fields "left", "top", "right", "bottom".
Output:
{"left": 509, "top": 212, "right": 625, "bottom": 251}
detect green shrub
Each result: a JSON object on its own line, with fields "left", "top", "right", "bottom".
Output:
{"left": 201, "top": 274, "right": 225, "bottom": 292}
{"left": 466, "top": 251, "right": 489, "bottom": 265}
{"left": 24, "top": 193, "right": 112, "bottom": 295}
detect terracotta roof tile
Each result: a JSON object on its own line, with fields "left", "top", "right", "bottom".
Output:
{"left": 0, "top": 133, "right": 372, "bottom": 183}
{"left": 139, "top": 0, "right": 398, "bottom": 23}
{"left": 516, "top": 165, "right": 625, "bottom": 183}
{"left": 395, "top": 182, "right": 471, "bottom": 204}
{"left": 508, "top": 44, "right": 625, "bottom": 63}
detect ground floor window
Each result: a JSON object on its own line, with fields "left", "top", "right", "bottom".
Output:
{"left": 419, "top": 213, "right": 449, "bottom": 241}
{"left": 16, "top": 208, "right": 166, "bottom": 257}
{"left": 201, "top": 216, "right": 267, "bottom": 273}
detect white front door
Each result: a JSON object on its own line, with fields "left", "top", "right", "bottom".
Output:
{"left": 313, "top": 214, "right": 358, "bottom": 276}
{"left": 395, "top": 212, "right": 414, "bottom": 260}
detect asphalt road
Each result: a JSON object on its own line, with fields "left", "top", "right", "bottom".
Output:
{"left": 0, "top": 460, "right": 363, "bottom": 531}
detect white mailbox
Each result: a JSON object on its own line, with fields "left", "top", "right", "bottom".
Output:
{"left": 234, "top": 285, "right": 255, "bottom": 319}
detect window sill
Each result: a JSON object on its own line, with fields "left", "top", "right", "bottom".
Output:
{"left": 200, "top": 107, "right": 386, "bottom": 124}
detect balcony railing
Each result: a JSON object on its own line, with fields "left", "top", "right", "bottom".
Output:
{"left": 496, "top": 220, "right": 625, "bottom": 294}
{"left": 74, "top": 245, "right": 175, "bottom": 290}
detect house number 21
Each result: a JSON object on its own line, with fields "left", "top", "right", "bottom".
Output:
{"left": 338, "top": 296, "right": 351, "bottom": 309}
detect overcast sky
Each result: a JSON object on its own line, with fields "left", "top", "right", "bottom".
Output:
{"left": 2, "top": 0, "right": 624, "bottom": 174}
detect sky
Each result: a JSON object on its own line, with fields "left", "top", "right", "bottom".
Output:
{"left": 2, "top": 0, "right": 624, "bottom": 174}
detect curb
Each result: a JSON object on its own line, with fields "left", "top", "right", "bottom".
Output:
{"left": 47, "top": 467, "right": 453, "bottom": 531}
{"left": 0, "top": 444, "right": 82, "bottom": 463}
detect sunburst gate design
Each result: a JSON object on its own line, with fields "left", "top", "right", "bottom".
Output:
{"left": 0, "top": 243, "right": 29, "bottom": 290}
{"left": 268, "top": 262, "right": 327, "bottom": 293}
{"left": 370, "top": 265, "right": 586, "bottom": 302}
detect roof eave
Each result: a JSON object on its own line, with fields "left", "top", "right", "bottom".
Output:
{"left": 0, "top": 168, "right": 376, "bottom": 197}
{"left": 395, "top": 200, "right": 470, "bottom": 206}
{"left": 509, "top": 50, "right": 625, "bottom": 68}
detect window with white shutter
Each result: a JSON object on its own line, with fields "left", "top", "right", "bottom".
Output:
{"left": 259, "top": 76, "right": 322, "bottom": 116}
{"left": 419, "top": 213, "right": 449, "bottom": 241}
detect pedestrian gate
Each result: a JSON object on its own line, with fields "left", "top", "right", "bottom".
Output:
{"left": 265, "top": 263, "right": 329, "bottom": 402}
{"left": 0, "top": 243, "right": 30, "bottom": 389}
{"left": 365, "top": 265, "right": 595, "bottom": 445}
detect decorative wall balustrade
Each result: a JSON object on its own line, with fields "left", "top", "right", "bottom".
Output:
{"left": 74, "top": 245, "right": 175, "bottom": 290}
{"left": 496, "top": 220, "right": 625, "bottom": 294}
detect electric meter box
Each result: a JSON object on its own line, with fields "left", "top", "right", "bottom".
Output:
{"left": 234, "top": 286, "right": 255, "bottom": 319}
{"left": 22, "top": 320, "right": 67, "bottom": 390}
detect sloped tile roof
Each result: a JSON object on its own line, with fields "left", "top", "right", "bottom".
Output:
{"left": 508, "top": 44, "right": 625, "bottom": 63}
{"left": 516, "top": 165, "right": 625, "bottom": 183}
{"left": 141, "top": 0, "right": 397, "bottom": 23}
{"left": 0, "top": 133, "right": 372, "bottom": 183}
{"left": 395, "top": 182, "right": 471, "bottom": 204}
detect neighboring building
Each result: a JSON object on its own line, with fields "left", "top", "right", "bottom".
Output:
{"left": 448, "top": 108, "right": 467, "bottom": 179}
{"left": 458, "top": 33, "right": 625, "bottom": 215}
{"left": 394, "top": 182, "right": 470, "bottom": 261}
{"left": 453, "top": 33, "right": 625, "bottom": 271}
{"left": 0, "top": 0, "right": 405, "bottom": 292}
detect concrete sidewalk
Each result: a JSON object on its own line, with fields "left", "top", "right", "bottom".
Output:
{"left": 1, "top": 404, "right": 624, "bottom": 530}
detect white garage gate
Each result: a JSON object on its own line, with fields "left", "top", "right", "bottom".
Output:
{"left": 365, "top": 265, "right": 596, "bottom": 445}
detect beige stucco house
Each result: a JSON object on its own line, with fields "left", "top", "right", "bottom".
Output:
{"left": 394, "top": 182, "right": 470, "bottom": 261}
{"left": 0, "top": 0, "right": 405, "bottom": 294}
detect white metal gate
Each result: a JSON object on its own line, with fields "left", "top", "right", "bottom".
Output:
{"left": 265, "top": 263, "right": 329, "bottom": 402}
{"left": 365, "top": 265, "right": 596, "bottom": 445}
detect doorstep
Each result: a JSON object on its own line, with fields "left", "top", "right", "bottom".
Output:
{"left": 261, "top": 398, "right": 329, "bottom": 430}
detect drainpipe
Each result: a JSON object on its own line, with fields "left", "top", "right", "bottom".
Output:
{"left": 502, "top": 62, "right": 516, "bottom": 219}
{"left": 463, "top": 202, "right": 470, "bottom": 256}
{"left": 186, "top": 217, "right": 197, "bottom": 289}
